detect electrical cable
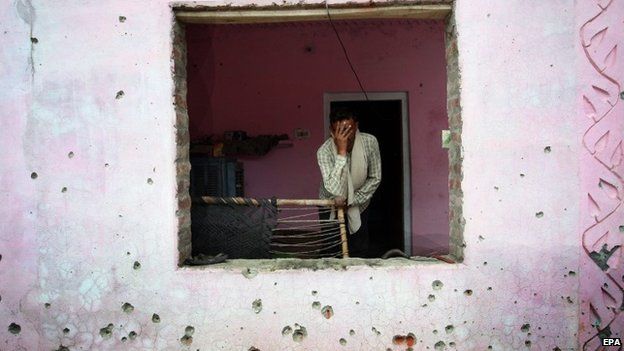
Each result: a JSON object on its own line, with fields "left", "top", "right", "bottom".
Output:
{"left": 325, "top": 1, "right": 369, "bottom": 101}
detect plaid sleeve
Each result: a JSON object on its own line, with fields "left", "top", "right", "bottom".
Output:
{"left": 317, "top": 144, "right": 347, "bottom": 197}
{"left": 353, "top": 136, "right": 382, "bottom": 206}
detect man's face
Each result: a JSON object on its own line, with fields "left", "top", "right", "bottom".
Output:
{"left": 331, "top": 117, "right": 357, "bottom": 151}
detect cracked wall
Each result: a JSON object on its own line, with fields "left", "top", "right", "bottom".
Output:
{"left": 0, "top": 0, "right": 611, "bottom": 350}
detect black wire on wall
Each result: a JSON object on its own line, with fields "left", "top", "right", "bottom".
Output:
{"left": 325, "top": 1, "right": 370, "bottom": 101}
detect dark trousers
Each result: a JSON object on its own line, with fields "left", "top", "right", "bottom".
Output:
{"left": 319, "top": 207, "right": 370, "bottom": 258}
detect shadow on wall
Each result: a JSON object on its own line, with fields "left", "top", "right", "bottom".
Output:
{"left": 411, "top": 233, "right": 449, "bottom": 256}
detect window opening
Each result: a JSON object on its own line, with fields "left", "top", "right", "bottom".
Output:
{"left": 173, "top": 4, "right": 460, "bottom": 265}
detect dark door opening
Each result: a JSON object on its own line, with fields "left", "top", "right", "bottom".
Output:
{"left": 330, "top": 99, "right": 405, "bottom": 257}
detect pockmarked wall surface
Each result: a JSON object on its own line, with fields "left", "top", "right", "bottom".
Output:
{"left": 577, "top": 0, "right": 624, "bottom": 348}
{"left": 0, "top": 0, "right": 615, "bottom": 350}
{"left": 186, "top": 20, "right": 450, "bottom": 256}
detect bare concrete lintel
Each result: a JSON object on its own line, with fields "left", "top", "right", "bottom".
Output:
{"left": 175, "top": 3, "right": 451, "bottom": 23}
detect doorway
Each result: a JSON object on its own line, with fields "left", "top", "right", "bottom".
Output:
{"left": 324, "top": 92, "right": 411, "bottom": 256}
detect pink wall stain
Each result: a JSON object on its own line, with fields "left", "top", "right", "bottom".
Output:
{"left": 187, "top": 20, "right": 450, "bottom": 255}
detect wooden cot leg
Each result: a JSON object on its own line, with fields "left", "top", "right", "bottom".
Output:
{"left": 337, "top": 207, "right": 349, "bottom": 258}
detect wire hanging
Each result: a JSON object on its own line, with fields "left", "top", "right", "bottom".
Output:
{"left": 325, "top": 1, "right": 369, "bottom": 101}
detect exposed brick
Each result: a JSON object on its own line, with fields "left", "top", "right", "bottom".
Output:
{"left": 445, "top": 10, "right": 464, "bottom": 262}
{"left": 178, "top": 195, "right": 191, "bottom": 211}
{"left": 172, "top": 19, "right": 192, "bottom": 265}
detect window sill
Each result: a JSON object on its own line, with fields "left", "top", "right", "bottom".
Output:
{"left": 178, "top": 256, "right": 460, "bottom": 273}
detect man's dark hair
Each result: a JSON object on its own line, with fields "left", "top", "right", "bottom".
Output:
{"left": 330, "top": 106, "right": 358, "bottom": 124}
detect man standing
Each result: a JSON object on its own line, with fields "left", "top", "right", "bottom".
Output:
{"left": 317, "top": 107, "right": 382, "bottom": 258}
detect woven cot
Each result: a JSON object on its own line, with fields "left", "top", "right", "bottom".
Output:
{"left": 190, "top": 197, "right": 348, "bottom": 260}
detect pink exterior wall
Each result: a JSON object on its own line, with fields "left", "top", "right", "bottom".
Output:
{"left": 0, "top": 0, "right": 618, "bottom": 350}
{"left": 186, "top": 21, "right": 450, "bottom": 255}
{"left": 577, "top": 0, "right": 624, "bottom": 347}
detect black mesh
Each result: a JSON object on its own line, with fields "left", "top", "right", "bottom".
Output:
{"left": 191, "top": 200, "right": 277, "bottom": 259}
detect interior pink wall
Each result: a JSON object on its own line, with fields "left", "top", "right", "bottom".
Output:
{"left": 186, "top": 20, "right": 449, "bottom": 255}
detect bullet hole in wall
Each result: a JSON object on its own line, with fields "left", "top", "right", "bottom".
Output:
{"left": 68, "top": 151, "right": 74, "bottom": 158}
{"left": 116, "top": 90, "right": 125, "bottom": 99}
{"left": 428, "top": 294, "right": 435, "bottom": 302}
{"left": 152, "top": 314, "right": 160, "bottom": 323}
{"left": 590, "top": 244, "right": 620, "bottom": 271}
{"left": 282, "top": 326, "right": 292, "bottom": 336}
{"left": 44, "top": 302, "right": 51, "bottom": 308}
{"left": 242, "top": 267, "right": 258, "bottom": 279}
{"left": 252, "top": 299, "right": 262, "bottom": 314}
{"left": 181, "top": 326, "right": 195, "bottom": 345}
{"left": 432, "top": 280, "right": 443, "bottom": 290}
{"left": 292, "top": 325, "right": 307, "bottom": 342}
{"left": 321, "top": 305, "right": 334, "bottom": 319}
{"left": 133, "top": 261, "right": 141, "bottom": 270}
{"left": 31, "top": 172, "right": 38, "bottom": 179}
{"left": 339, "top": 338, "right": 347, "bottom": 345}
{"left": 312, "top": 301, "right": 321, "bottom": 309}
{"left": 99, "top": 323, "right": 114, "bottom": 338}
{"left": 147, "top": 178, "right": 153, "bottom": 185}
{"left": 61, "top": 187, "right": 67, "bottom": 193}
{"left": 349, "top": 329, "right": 355, "bottom": 336}
{"left": 8, "top": 323, "right": 21, "bottom": 334}
{"left": 392, "top": 335, "right": 406, "bottom": 344}
{"left": 119, "top": 16, "right": 126, "bottom": 22}
{"left": 30, "top": 37, "right": 38, "bottom": 43}
{"left": 406, "top": 333, "right": 416, "bottom": 346}
{"left": 521, "top": 323, "right": 530, "bottom": 332}
{"left": 63, "top": 327, "right": 70, "bottom": 334}
{"left": 535, "top": 211, "right": 544, "bottom": 218}
{"left": 122, "top": 302, "right": 134, "bottom": 313}
{"left": 544, "top": 146, "right": 551, "bottom": 153}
